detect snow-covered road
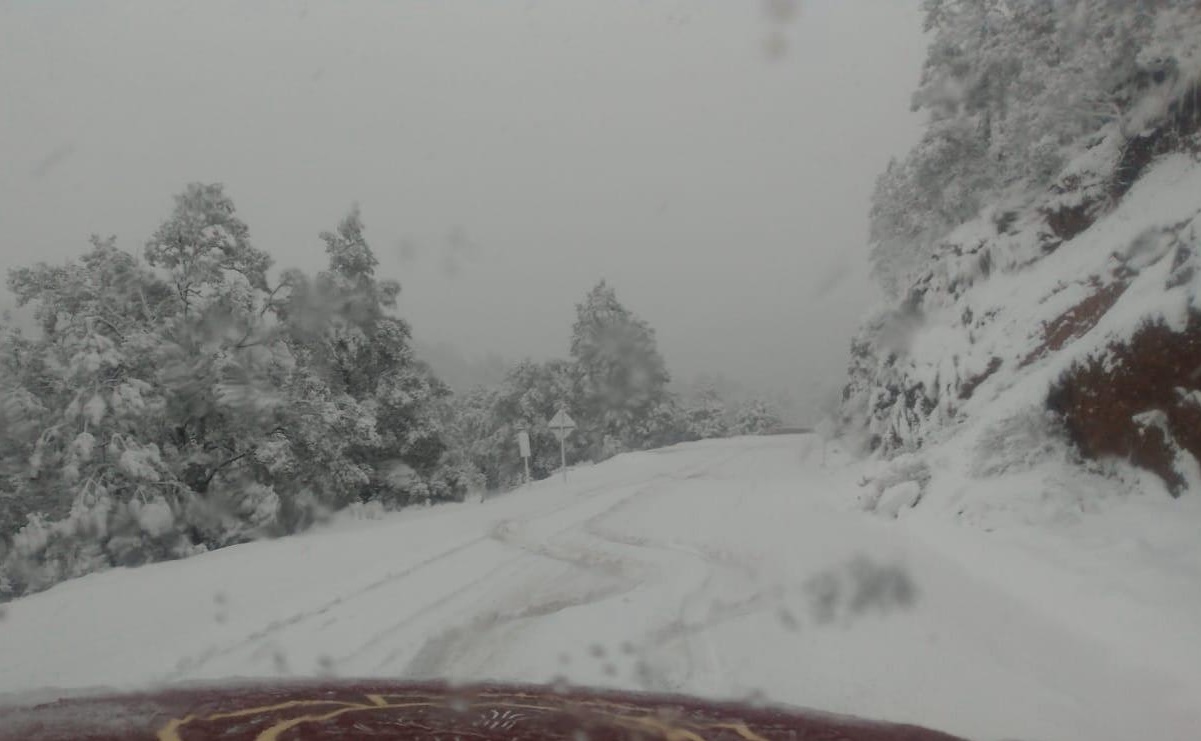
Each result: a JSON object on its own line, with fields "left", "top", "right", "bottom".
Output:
{"left": 3, "top": 435, "right": 1199, "bottom": 741}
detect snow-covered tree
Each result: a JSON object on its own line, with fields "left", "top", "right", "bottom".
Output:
{"left": 0, "top": 188, "right": 461, "bottom": 598}
{"left": 729, "top": 398, "right": 783, "bottom": 436}
{"left": 871, "top": 0, "right": 1200, "bottom": 297}
{"left": 570, "top": 281, "right": 670, "bottom": 457}
{"left": 3, "top": 238, "right": 200, "bottom": 592}
{"left": 249, "top": 207, "right": 458, "bottom": 510}
{"left": 682, "top": 386, "right": 729, "bottom": 440}
{"left": 444, "top": 359, "right": 586, "bottom": 489}
{"left": 145, "top": 182, "right": 271, "bottom": 303}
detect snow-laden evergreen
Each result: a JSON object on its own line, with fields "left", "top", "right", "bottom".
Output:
{"left": 0, "top": 186, "right": 461, "bottom": 597}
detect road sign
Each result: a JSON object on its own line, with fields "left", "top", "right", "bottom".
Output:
{"left": 548, "top": 409, "right": 576, "bottom": 442}
{"left": 516, "top": 430, "right": 531, "bottom": 484}
{"left": 548, "top": 409, "right": 576, "bottom": 482}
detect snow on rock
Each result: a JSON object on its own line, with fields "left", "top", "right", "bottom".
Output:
{"left": 842, "top": 0, "right": 1201, "bottom": 522}
{"left": 843, "top": 108, "right": 1201, "bottom": 517}
{"left": 874, "top": 481, "right": 922, "bottom": 520}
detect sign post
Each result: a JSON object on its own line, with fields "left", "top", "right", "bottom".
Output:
{"left": 547, "top": 408, "right": 577, "bottom": 483}
{"left": 516, "top": 430, "right": 531, "bottom": 484}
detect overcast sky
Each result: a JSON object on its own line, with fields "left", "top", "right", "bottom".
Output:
{"left": 0, "top": 0, "right": 925, "bottom": 418}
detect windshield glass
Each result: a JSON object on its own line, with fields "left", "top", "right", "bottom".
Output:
{"left": 2, "top": 3, "right": 1201, "bottom": 741}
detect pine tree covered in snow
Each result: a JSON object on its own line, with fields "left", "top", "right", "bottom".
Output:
{"left": 0, "top": 186, "right": 461, "bottom": 598}
{"left": 570, "top": 281, "right": 671, "bottom": 459}
{"left": 871, "top": 0, "right": 1201, "bottom": 298}
{"left": 276, "top": 207, "right": 452, "bottom": 506}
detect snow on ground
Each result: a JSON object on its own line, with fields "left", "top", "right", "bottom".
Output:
{"left": 2, "top": 434, "right": 1201, "bottom": 741}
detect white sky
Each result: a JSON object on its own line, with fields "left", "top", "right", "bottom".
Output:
{"left": 0, "top": 0, "right": 926, "bottom": 417}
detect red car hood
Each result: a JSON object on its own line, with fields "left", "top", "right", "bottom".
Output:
{"left": 0, "top": 680, "right": 968, "bottom": 741}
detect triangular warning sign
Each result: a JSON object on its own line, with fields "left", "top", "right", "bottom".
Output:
{"left": 548, "top": 409, "right": 577, "bottom": 431}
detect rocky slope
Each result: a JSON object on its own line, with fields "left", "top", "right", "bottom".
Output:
{"left": 840, "top": 3, "right": 1201, "bottom": 522}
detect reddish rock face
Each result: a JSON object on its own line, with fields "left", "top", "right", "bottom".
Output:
{"left": 1049, "top": 312, "right": 1201, "bottom": 494}
{"left": 1112, "top": 80, "right": 1201, "bottom": 200}
{"left": 1039, "top": 280, "right": 1130, "bottom": 357}
{"left": 0, "top": 681, "right": 966, "bottom": 741}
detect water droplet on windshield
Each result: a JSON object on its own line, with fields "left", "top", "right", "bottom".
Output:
{"left": 745, "top": 688, "right": 769, "bottom": 708}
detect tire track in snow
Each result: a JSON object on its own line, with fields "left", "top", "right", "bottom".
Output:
{"left": 340, "top": 551, "right": 539, "bottom": 668}
{"left": 401, "top": 582, "right": 632, "bottom": 679}
{"left": 364, "top": 478, "right": 683, "bottom": 672}
{"left": 166, "top": 460, "right": 672, "bottom": 674}
{"left": 397, "top": 450, "right": 756, "bottom": 683}
{"left": 580, "top": 526, "right": 764, "bottom": 692}
{"left": 168, "top": 453, "right": 734, "bottom": 683}
{"left": 160, "top": 533, "right": 495, "bottom": 682}
{"left": 397, "top": 492, "right": 655, "bottom": 678}
{"left": 570, "top": 446, "right": 805, "bottom": 692}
